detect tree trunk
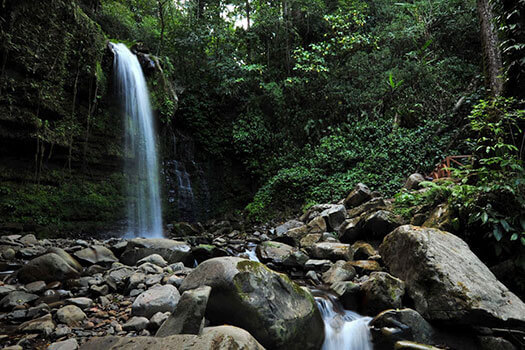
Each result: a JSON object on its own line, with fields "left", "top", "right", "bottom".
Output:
{"left": 477, "top": 0, "right": 503, "bottom": 96}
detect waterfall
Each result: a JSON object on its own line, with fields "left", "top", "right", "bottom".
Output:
{"left": 112, "top": 43, "right": 163, "bottom": 238}
{"left": 314, "top": 292, "right": 373, "bottom": 350}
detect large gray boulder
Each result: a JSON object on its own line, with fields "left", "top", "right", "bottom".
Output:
{"left": 344, "top": 183, "right": 372, "bottom": 208}
{"left": 256, "top": 241, "right": 308, "bottom": 267}
{"left": 361, "top": 272, "right": 405, "bottom": 316}
{"left": 17, "top": 253, "right": 80, "bottom": 283}
{"left": 79, "top": 325, "right": 265, "bottom": 350}
{"left": 380, "top": 225, "right": 525, "bottom": 327}
{"left": 120, "top": 238, "right": 191, "bottom": 266}
{"left": 179, "top": 257, "right": 324, "bottom": 349}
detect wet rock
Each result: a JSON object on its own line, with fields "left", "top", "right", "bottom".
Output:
{"left": 0, "top": 291, "right": 38, "bottom": 310}
{"left": 79, "top": 325, "right": 264, "bottom": 350}
{"left": 1, "top": 246, "right": 16, "bottom": 260}
{"left": 361, "top": 272, "right": 405, "bottom": 315}
{"left": 74, "top": 245, "right": 118, "bottom": 265}
{"left": 404, "top": 173, "right": 426, "bottom": 190}
{"left": 47, "top": 248, "right": 84, "bottom": 272}
{"left": 306, "top": 216, "right": 327, "bottom": 234}
{"left": 25, "top": 280, "right": 47, "bottom": 294}
{"left": 256, "top": 241, "right": 308, "bottom": 267}
{"left": 132, "top": 285, "right": 180, "bottom": 319}
{"left": 18, "top": 245, "right": 46, "bottom": 258}
{"left": 299, "top": 233, "right": 322, "bottom": 250}
{"left": 275, "top": 220, "right": 304, "bottom": 237}
{"left": 322, "top": 261, "right": 356, "bottom": 284}
{"left": 362, "top": 210, "right": 403, "bottom": 238}
{"left": 18, "top": 253, "right": 80, "bottom": 283}
{"left": 331, "top": 281, "right": 361, "bottom": 310}
{"left": 105, "top": 266, "right": 135, "bottom": 291}
{"left": 352, "top": 241, "right": 377, "bottom": 260}
{"left": 18, "top": 313, "right": 55, "bottom": 335}
{"left": 137, "top": 254, "right": 169, "bottom": 267}
{"left": 344, "top": 183, "right": 372, "bottom": 208}
{"left": 48, "top": 338, "right": 79, "bottom": 350}
{"left": 422, "top": 204, "right": 455, "bottom": 232}
{"left": 304, "top": 259, "right": 333, "bottom": 271}
{"left": 306, "top": 270, "right": 321, "bottom": 285}
{"left": 348, "top": 260, "right": 382, "bottom": 274}
{"left": 120, "top": 239, "right": 191, "bottom": 266}
{"left": 56, "top": 305, "right": 86, "bottom": 326}
{"left": 19, "top": 234, "right": 38, "bottom": 246}
{"left": 338, "top": 216, "right": 363, "bottom": 243}
{"left": 138, "top": 262, "right": 163, "bottom": 274}
{"left": 66, "top": 297, "right": 93, "bottom": 310}
{"left": 171, "top": 222, "right": 200, "bottom": 237}
{"left": 149, "top": 311, "right": 170, "bottom": 330}
{"left": 0, "top": 285, "right": 17, "bottom": 297}
{"left": 192, "top": 244, "right": 228, "bottom": 263}
{"left": 123, "top": 316, "right": 149, "bottom": 332}
{"left": 320, "top": 205, "right": 347, "bottom": 231}
{"left": 310, "top": 242, "right": 353, "bottom": 261}
{"left": 478, "top": 336, "right": 516, "bottom": 350}
{"left": 380, "top": 225, "right": 525, "bottom": 326}
{"left": 156, "top": 285, "right": 211, "bottom": 336}
{"left": 347, "top": 197, "right": 388, "bottom": 219}
{"left": 370, "top": 308, "right": 438, "bottom": 349}
{"left": 180, "top": 257, "right": 324, "bottom": 349}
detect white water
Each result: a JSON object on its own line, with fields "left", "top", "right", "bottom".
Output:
{"left": 315, "top": 293, "right": 373, "bottom": 350}
{"left": 112, "top": 43, "right": 163, "bottom": 238}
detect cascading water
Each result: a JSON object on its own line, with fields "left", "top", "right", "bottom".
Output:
{"left": 314, "top": 292, "right": 373, "bottom": 350}
{"left": 112, "top": 43, "right": 163, "bottom": 238}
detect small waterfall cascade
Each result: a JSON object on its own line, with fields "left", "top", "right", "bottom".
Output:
{"left": 314, "top": 291, "right": 373, "bottom": 350}
{"left": 112, "top": 42, "right": 163, "bottom": 238}
{"left": 174, "top": 159, "right": 195, "bottom": 213}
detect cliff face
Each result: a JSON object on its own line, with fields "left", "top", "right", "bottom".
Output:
{"left": 0, "top": 0, "right": 125, "bottom": 234}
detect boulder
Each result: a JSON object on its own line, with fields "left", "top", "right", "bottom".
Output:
{"left": 306, "top": 216, "right": 327, "bottom": 234}
{"left": 348, "top": 260, "right": 382, "bottom": 274}
{"left": 380, "top": 225, "right": 525, "bottom": 327}
{"left": 192, "top": 244, "right": 228, "bottom": 263}
{"left": 0, "top": 291, "right": 38, "bottom": 310}
{"left": 179, "top": 257, "right": 324, "bottom": 349}
{"left": 171, "top": 222, "right": 200, "bottom": 237}
{"left": 105, "top": 266, "right": 135, "bottom": 291}
{"left": 275, "top": 220, "right": 304, "bottom": 236}
{"left": 56, "top": 305, "right": 86, "bottom": 326}
{"left": 352, "top": 241, "right": 377, "bottom": 260}
{"left": 156, "top": 285, "right": 211, "bottom": 337}
{"left": 362, "top": 210, "right": 403, "bottom": 238}
{"left": 17, "top": 253, "right": 80, "bottom": 283}
{"left": 361, "top": 272, "right": 405, "bottom": 315}
{"left": 132, "top": 285, "right": 181, "bottom": 319}
{"left": 330, "top": 281, "right": 361, "bottom": 310}
{"left": 47, "top": 248, "right": 83, "bottom": 271}
{"left": 17, "top": 313, "right": 55, "bottom": 335}
{"left": 404, "top": 173, "right": 425, "bottom": 190}
{"left": 256, "top": 241, "right": 308, "bottom": 267}
{"left": 344, "top": 183, "right": 372, "bottom": 208}
{"left": 310, "top": 242, "right": 353, "bottom": 261}
{"left": 322, "top": 261, "right": 356, "bottom": 284}
{"left": 79, "top": 325, "right": 264, "bottom": 350}
{"left": 137, "top": 254, "right": 168, "bottom": 267}
{"left": 320, "top": 205, "right": 347, "bottom": 231}
{"left": 48, "top": 338, "right": 79, "bottom": 350}
{"left": 73, "top": 245, "right": 118, "bottom": 265}
{"left": 123, "top": 316, "right": 149, "bottom": 332}
{"left": 120, "top": 239, "right": 191, "bottom": 266}
{"left": 422, "top": 204, "right": 455, "bottom": 232}
{"left": 338, "top": 216, "right": 363, "bottom": 243}
{"left": 347, "top": 197, "right": 388, "bottom": 219}
{"left": 299, "top": 233, "right": 322, "bottom": 250}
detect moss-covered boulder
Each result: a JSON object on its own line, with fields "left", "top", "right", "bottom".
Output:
{"left": 380, "top": 225, "right": 525, "bottom": 327}
{"left": 179, "top": 257, "right": 324, "bottom": 349}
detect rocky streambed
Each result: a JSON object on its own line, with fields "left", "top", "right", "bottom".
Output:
{"left": 0, "top": 183, "right": 524, "bottom": 350}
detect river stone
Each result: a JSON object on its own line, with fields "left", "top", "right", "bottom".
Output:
{"left": 310, "top": 242, "right": 353, "bottom": 261}
{"left": 18, "top": 253, "right": 80, "bottom": 283}
{"left": 307, "top": 216, "right": 327, "bottom": 234}
{"left": 179, "top": 257, "right": 324, "bottom": 349}
{"left": 56, "top": 305, "right": 86, "bottom": 326}
{"left": 48, "top": 338, "right": 79, "bottom": 350}
{"left": 404, "top": 173, "right": 425, "bottom": 190}
{"left": 380, "top": 225, "right": 525, "bottom": 326}
{"left": 320, "top": 204, "right": 347, "bottom": 231}
{"left": 348, "top": 260, "right": 382, "bottom": 274}
{"left": 137, "top": 254, "right": 168, "bottom": 267}
{"left": 156, "top": 285, "right": 211, "bottom": 337}
{"left": 347, "top": 197, "right": 388, "bottom": 219}
{"left": 105, "top": 266, "right": 135, "bottom": 291}
{"left": 362, "top": 210, "right": 403, "bottom": 238}
{"left": 47, "top": 248, "right": 84, "bottom": 272}
{"left": 17, "top": 313, "right": 55, "bottom": 335}
{"left": 132, "top": 285, "right": 180, "bottom": 319}
{"left": 67, "top": 297, "right": 93, "bottom": 309}
{"left": 79, "top": 325, "right": 264, "bottom": 350}
{"left": 322, "top": 260, "right": 356, "bottom": 284}
{"left": 352, "top": 241, "right": 377, "bottom": 260}
{"left": 370, "top": 308, "right": 437, "bottom": 346}
{"left": 25, "top": 280, "right": 47, "bottom": 294}
{"left": 0, "top": 291, "right": 38, "bottom": 310}
{"left": 361, "top": 272, "right": 405, "bottom": 315}
{"left": 274, "top": 220, "right": 304, "bottom": 236}
{"left": 256, "top": 241, "right": 308, "bottom": 267}
{"left": 120, "top": 238, "right": 191, "bottom": 266}
{"left": 344, "top": 183, "right": 372, "bottom": 208}
{"left": 338, "top": 216, "right": 363, "bottom": 243}
{"left": 19, "top": 234, "right": 38, "bottom": 246}
{"left": 73, "top": 245, "right": 118, "bottom": 265}
{"left": 123, "top": 316, "right": 149, "bottom": 332}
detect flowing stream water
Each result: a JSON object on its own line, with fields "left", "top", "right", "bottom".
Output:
{"left": 112, "top": 43, "right": 163, "bottom": 238}
{"left": 314, "top": 291, "right": 373, "bottom": 350}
